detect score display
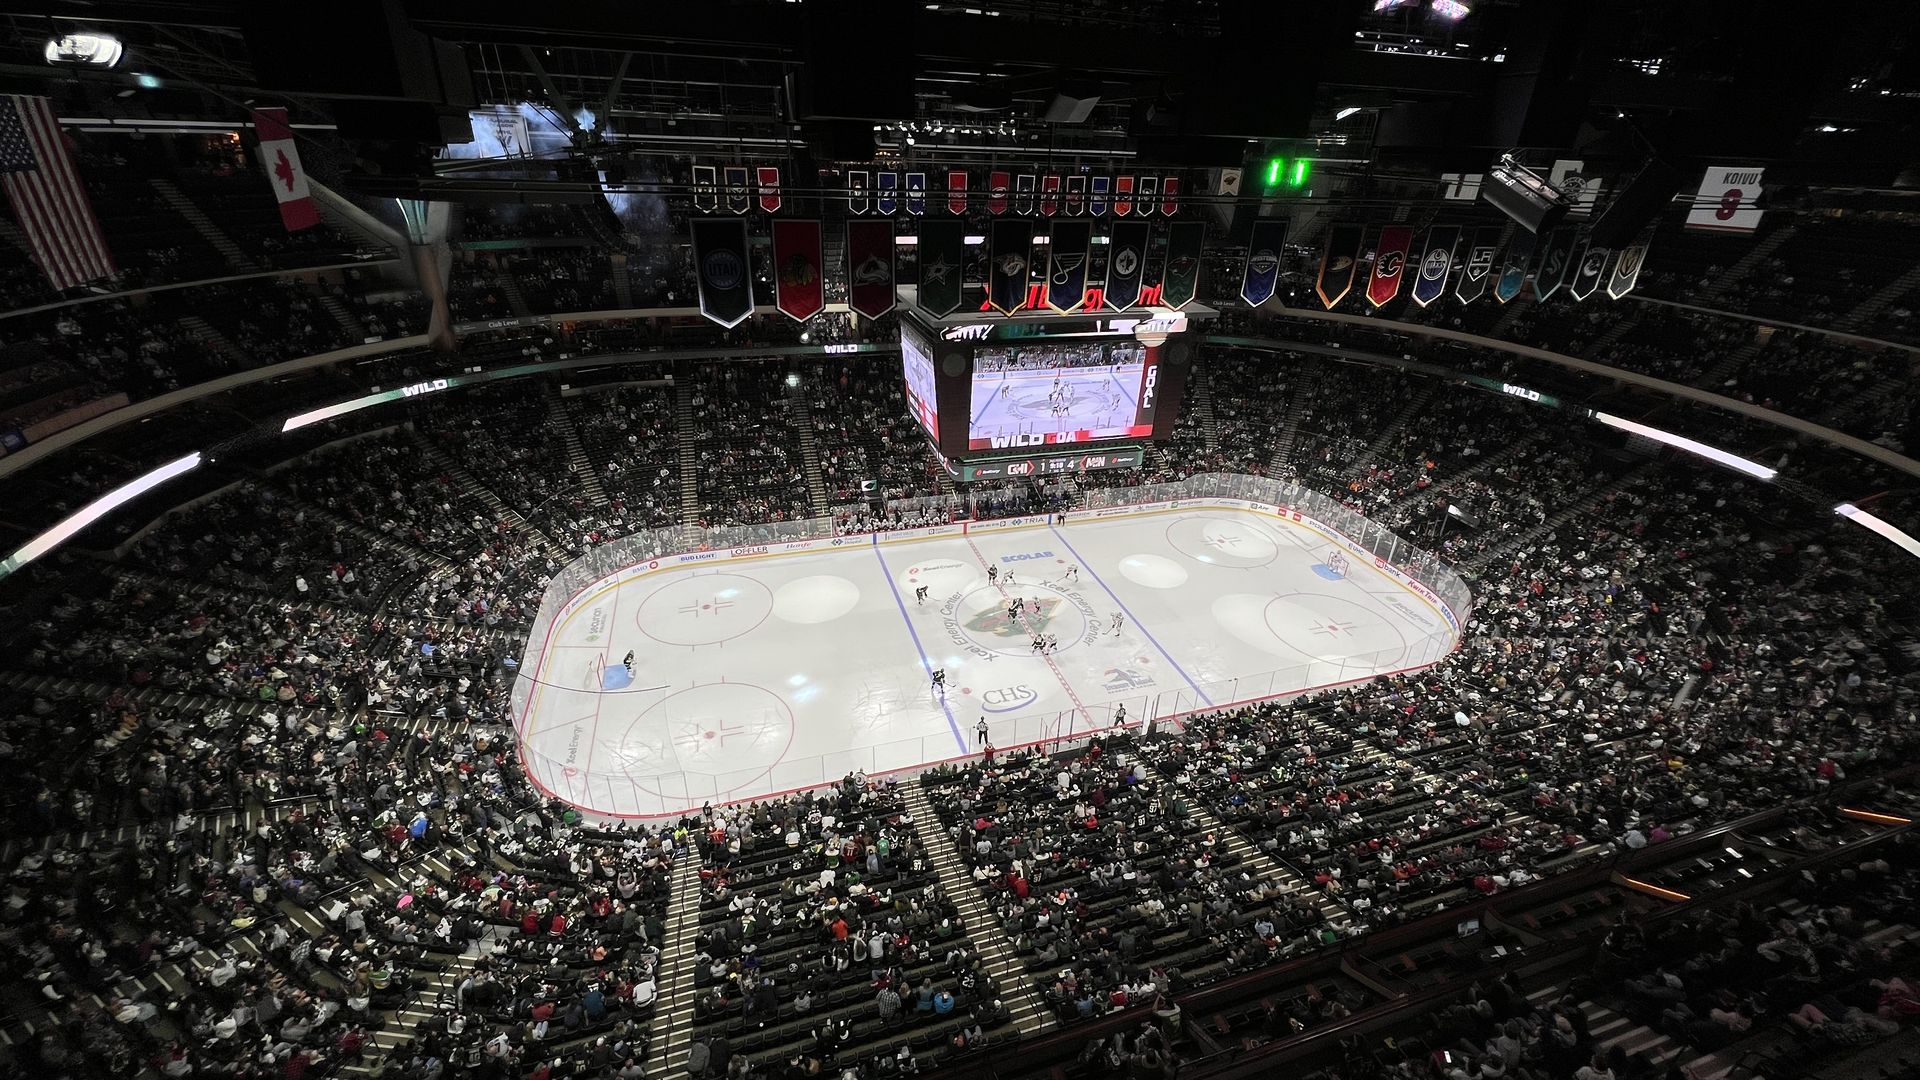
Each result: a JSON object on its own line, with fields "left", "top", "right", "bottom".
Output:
{"left": 966, "top": 340, "right": 1155, "bottom": 450}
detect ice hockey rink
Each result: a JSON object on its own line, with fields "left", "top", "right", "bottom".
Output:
{"left": 513, "top": 502, "right": 1464, "bottom": 819}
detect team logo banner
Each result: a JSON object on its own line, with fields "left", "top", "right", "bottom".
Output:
{"left": 1161, "top": 175, "right": 1180, "bottom": 216}
{"left": 1316, "top": 224, "right": 1363, "bottom": 309}
{"left": 1040, "top": 175, "right": 1061, "bottom": 216}
{"left": 1161, "top": 221, "right": 1205, "bottom": 309}
{"left": 692, "top": 165, "right": 718, "bottom": 212}
{"left": 988, "top": 219, "right": 1034, "bottom": 314}
{"left": 846, "top": 219, "right": 897, "bottom": 319}
{"left": 756, "top": 166, "right": 782, "bottom": 213}
{"left": 1410, "top": 225, "right": 1460, "bottom": 308}
{"left": 846, "top": 170, "right": 869, "bottom": 215}
{"left": 988, "top": 170, "right": 1010, "bottom": 215}
{"left": 692, "top": 218, "right": 753, "bottom": 327}
{"left": 905, "top": 172, "right": 926, "bottom": 215}
{"left": 1218, "top": 168, "right": 1242, "bottom": 196}
{"left": 1015, "top": 173, "right": 1037, "bottom": 216}
{"left": 1240, "top": 218, "right": 1287, "bottom": 306}
{"left": 917, "top": 219, "right": 965, "bottom": 316}
{"left": 1090, "top": 176, "right": 1111, "bottom": 216}
{"left": 1136, "top": 176, "right": 1158, "bottom": 216}
{"left": 1606, "top": 230, "right": 1652, "bottom": 299}
{"left": 772, "top": 219, "right": 823, "bottom": 321}
{"left": 1065, "top": 175, "right": 1086, "bottom": 215}
{"left": 1454, "top": 226, "right": 1501, "bottom": 305}
{"left": 948, "top": 170, "right": 969, "bottom": 215}
{"left": 876, "top": 172, "right": 898, "bottom": 215}
{"left": 1366, "top": 225, "right": 1413, "bottom": 308}
{"left": 1104, "top": 220, "right": 1152, "bottom": 309}
{"left": 723, "top": 166, "right": 750, "bottom": 214}
{"left": 1533, "top": 227, "right": 1578, "bottom": 301}
{"left": 1495, "top": 230, "right": 1536, "bottom": 304}
{"left": 1044, "top": 220, "right": 1093, "bottom": 312}
{"left": 1568, "top": 243, "right": 1609, "bottom": 301}
{"left": 1114, "top": 175, "right": 1135, "bottom": 217}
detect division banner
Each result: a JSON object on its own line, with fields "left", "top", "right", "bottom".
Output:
{"left": 1044, "top": 220, "right": 1092, "bottom": 312}
{"left": 876, "top": 172, "right": 898, "bottom": 215}
{"left": 1015, "top": 173, "right": 1037, "bottom": 216}
{"left": 846, "top": 219, "right": 897, "bottom": 319}
{"left": 1568, "top": 244, "right": 1608, "bottom": 301}
{"left": 1366, "top": 225, "right": 1413, "bottom": 308}
{"left": 1161, "top": 175, "right": 1180, "bottom": 216}
{"left": 1454, "top": 226, "right": 1501, "bottom": 305}
{"left": 1410, "top": 225, "right": 1459, "bottom": 308}
{"left": 691, "top": 218, "right": 753, "bottom": 327}
{"left": 846, "top": 170, "right": 869, "bottom": 214}
{"left": 1316, "top": 224, "right": 1363, "bottom": 309}
{"left": 1606, "top": 230, "right": 1652, "bottom": 299}
{"left": 692, "top": 164, "right": 718, "bottom": 212}
{"left": 1040, "top": 174, "right": 1061, "bottom": 216}
{"left": 905, "top": 172, "right": 926, "bottom": 216}
{"left": 1161, "top": 220, "right": 1205, "bottom": 309}
{"left": 987, "top": 218, "right": 1033, "bottom": 314}
{"left": 1240, "top": 218, "right": 1286, "bottom": 307}
{"left": 1685, "top": 165, "right": 1765, "bottom": 232}
{"left": 1532, "top": 227, "right": 1578, "bottom": 301}
{"left": 771, "top": 219, "right": 823, "bottom": 321}
{"left": 723, "top": 166, "right": 750, "bottom": 214}
{"left": 1495, "top": 230, "right": 1536, "bottom": 304}
{"left": 1104, "top": 219, "right": 1151, "bottom": 309}
{"left": 988, "top": 170, "right": 1010, "bottom": 215}
{"left": 756, "top": 166, "right": 782, "bottom": 213}
{"left": 250, "top": 107, "right": 320, "bottom": 232}
{"left": 917, "top": 219, "right": 965, "bottom": 317}
{"left": 948, "top": 170, "right": 969, "bottom": 215}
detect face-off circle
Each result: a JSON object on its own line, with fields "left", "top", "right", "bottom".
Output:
{"left": 613, "top": 681, "right": 795, "bottom": 802}
{"left": 949, "top": 582, "right": 1090, "bottom": 657}
{"left": 1165, "top": 514, "right": 1281, "bottom": 569}
{"left": 635, "top": 573, "right": 774, "bottom": 647}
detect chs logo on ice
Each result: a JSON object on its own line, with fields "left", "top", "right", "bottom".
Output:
{"left": 1002, "top": 551, "right": 1054, "bottom": 563}
{"left": 981, "top": 684, "right": 1039, "bottom": 713}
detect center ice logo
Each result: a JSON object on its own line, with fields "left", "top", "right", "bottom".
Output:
{"left": 965, "top": 596, "right": 1065, "bottom": 638}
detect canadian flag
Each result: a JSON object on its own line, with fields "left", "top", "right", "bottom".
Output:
{"left": 251, "top": 107, "right": 320, "bottom": 231}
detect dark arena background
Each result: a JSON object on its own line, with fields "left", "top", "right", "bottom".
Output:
{"left": 3, "top": 2, "right": 1920, "bottom": 1079}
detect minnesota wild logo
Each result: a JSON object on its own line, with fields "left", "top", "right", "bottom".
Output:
{"left": 964, "top": 596, "right": 1064, "bottom": 638}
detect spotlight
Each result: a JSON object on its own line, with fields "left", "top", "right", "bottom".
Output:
{"left": 44, "top": 32, "right": 123, "bottom": 67}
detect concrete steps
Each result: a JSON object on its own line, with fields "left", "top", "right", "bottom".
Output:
{"left": 1836, "top": 258, "right": 1920, "bottom": 333}
{"left": 1267, "top": 360, "right": 1319, "bottom": 475}
{"left": 499, "top": 261, "right": 534, "bottom": 318}
{"left": 548, "top": 384, "right": 611, "bottom": 508}
{"left": 176, "top": 313, "right": 248, "bottom": 369}
{"left": 673, "top": 369, "right": 703, "bottom": 526}
{"left": 148, "top": 177, "right": 258, "bottom": 270}
{"left": 646, "top": 851, "right": 708, "bottom": 1077}
{"left": 785, "top": 382, "right": 831, "bottom": 518}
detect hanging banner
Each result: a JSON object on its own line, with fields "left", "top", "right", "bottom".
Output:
{"left": 1532, "top": 227, "right": 1578, "bottom": 301}
{"left": 1606, "top": 231, "right": 1652, "bottom": 300}
{"left": 1136, "top": 176, "right": 1158, "bottom": 217}
{"left": 1495, "top": 230, "right": 1536, "bottom": 304}
{"left": 691, "top": 218, "right": 753, "bottom": 327}
{"left": 772, "top": 219, "right": 824, "bottom": 321}
{"left": 1240, "top": 218, "right": 1287, "bottom": 306}
{"left": 918, "top": 219, "right": 965, "bottom": 317}
{"left": 905, "top": 172, "right": 926, "bottom": 216}
{"left": 948, "top": 170, "right": 969, "bottom": 215}
{"left": 1040, "top": 175, "right": 1061, "bottom": 216}
{"left": 1549, "top": 159, "right": 1604, "bottom": 217}
{"left": 1454, "top": 226, "right": 1501, "bottom": 305}
{"left": 846, "top": 170, "right": 869, "bottom": 215}
{"left": 846, "top": 219, "right": 897, "bottom": 319}
{"left": 1366, "top": 224, "right": 1413, "bottom": 308}
{"left": 1316, "top": 224, "right": 1363, "bottom": 309}
{"left": 1065, "top": 174, "right": 1086, "bottom": 216}
{"left": 250, "top": 107, "right": 320, "bottom": 231}
{"left": 1685, "top": 165, "right": 1766, "bottom": 232}
{"left": 756, "top": 166, "right": 782, "bottom": 213}
{"left": 1015, "top": 173, "right": 1037, "bottom": 216}
{"left": 1161, "top": 221, "right": 1205, "bottom": 309}
{"left": 1104, "top": 220, "right": 1152, "bottom": 309}
{"left": 692, "top": 165, "right": 718, "bottom": 213}
{"left": 987, "top": 218, "right": 1034, "bottom": 314}
{"left": 988, "top": 170, "right": 1010, "bottom": 215}
{"left": 876, "top": 172, "right": 898, "bottom": 215}
{"left": 723, "top": 166, "right": 750, "bottom": 214}
{"left": 1410, "top": 225, "right": 1460, "bottom": 308}
{"left": 1161, "top": 175, "right": 1180, "bottom": 216}
{"left": 1569, "top": 244, "right": 1609, "bottom": 301}
{"left": 1218, "top": 168, "right": 1242, "bottom": 196}
{"left": 1090, "top": 175, "right": 1110, "bottom": 216}
{"left": 1114, "top": 175, "right": 1135, "bottom": 216}
{"left": 1044, "top": 220, "right": 1093, "bottom": 313}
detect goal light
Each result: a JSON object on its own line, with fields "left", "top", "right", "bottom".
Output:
{"left": 45, "top": 32, "right": 124, "bottom": 68}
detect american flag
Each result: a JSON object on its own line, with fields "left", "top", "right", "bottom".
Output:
{"left": 0, "top": 95, "right": 116, "bottom": 291}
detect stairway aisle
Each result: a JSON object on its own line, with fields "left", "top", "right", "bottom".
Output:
{"left": 1466, "top": 463, "right": 1651, "bottom": 573}
{"left": 1364, "top": 381, "right": 1437, "bottom": 461}
{"left": 499, "top": 260, "right": 535, "bottom": 318}
{"left": 1836, "top": 257, "right": 1920, "bottom": 333}
{"left": 547, "top": 385, "right": 611, "bottom": 508}
{"left": 177, "top": 314, "right": 249, "bottom": 369}
{"left": 1266, "top": 358, "right": 1320, "bottom": 475}
{"left": 1191, "top": 368, "right": 1221, "bottom": 453}
{"left": 674, "top": 368, "right": 703, "bottom": 525}
{"left": 149, "top": 177, "right": 258, "bottom": 270}
{"left": 646, "top": 852, "right": 707, "bottom": 1078}
{"left": 408, "top": 430, "right": 565, "bottom": 559}
{"left": 785, "top": 384, "right": 831, "bottom": 518}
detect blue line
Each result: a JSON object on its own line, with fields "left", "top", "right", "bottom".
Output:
{"left": 871, "top": 535, "right": 969, "bottom": 754}
{"left": 1048, "top": 523, "right": 1211, "bottom": 706}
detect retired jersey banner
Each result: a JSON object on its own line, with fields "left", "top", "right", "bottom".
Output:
{"left": 1495, "top": 230, "right": 1536, "bottom": 304}
{"left": 1065, "top": 174, "right": 1085, "bottom": 215}
{"left": 724, "top": 166, "right": 750, "bottom": 214}
{"left": 1161, "top": 221, "right": 1204, "bottom": 309}
{"left": 917, "top": 219, "right": 965, "bottom": 316}
{"left": 1686, "top": 165, "right": 1766, "bottom": 232}
{"left": 771, "top": 219, "right": 823, "bottom": 321}
{"left": 1114, "top": 175, "right": 1135, "bottom": 216}
{"left": 988, "top": 218, "right": 1034, "bottom": 314}
{"left": 876, "top": 172, "right": 898, "bottom": 215}
{"left": 846, "top": 170, "right": 869, "bottom": 214}
{"left": 1607, "top": 231, "right": 1652, "bottom": 300}
{"left": 988, "top": 170, "right": 1010, "bottom": 215}
{"left": 1015, "top": 173, "right": 1037, "bottom": 216}
{"left": 1161, "top": 176, "right": 1180, "bottom": 216}
{"left": 1044, "top": 220, "right": 1092, "bottom": 312}
{"left": 1240, "top": 218, "right": 1287, "bottom": 306}
{"left": 1040, "top": 175, "right": 1061, "bottom": 216}
{"left": 1533, "top": 227, "right": 1578, "bottom": 301}
{"left": 1410, "top": 225, "right": 1459, "bottom": 308}
{"left": 692, "top": 165, "right": 718, "bottom": 212}
{"left": 905, "top": 172, "right": 926, "bottom": 215}
{"left": 1316, "top": 224, "right": 1363, "bottom": 309}
{"left": 1136, "top": 176, "right": 1158, "bottom": 216}
{"left": 756, "top": 166, "right": 782, "bottom": 213}
{"left": 1090, "top": 175, "right": 1110, "bottom": 216}
{"left": 948, "top": 170, "right": 969, "bottom": 215}
{"left": 846, "top": 219, "right": 897, "bottom": 319}
{"left": 692, "top": 218, "right": 753, "bottom": 327}
{"left": 1366, "top": 225, "right": 1413, "bottom": 308}
{"left": 1569, "top": 243, "right": 1608, "bottom": 301}
{"left": 1104, "top": 220, "right": 1152, "bottom": 309}
{"left": 1454, "top": 227, "right": 1501, "bottom": 305}
{"left": 251, "top": 107, "right": 320, "bottom": 231}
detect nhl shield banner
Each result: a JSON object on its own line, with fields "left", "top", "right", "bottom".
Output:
{"left": 1366, "top": 225, "right": 1413, "bottom": 308}
{"left": 1065, "top": 175, "right": 1085, "bottom": 215}
{"left": 1569, "top": 244, "right": 1609, "bottom": 302}
{"left": 988, "top": 170, "right": 1010, "bottom": 215}
{"left": 692, "top": 218, "right": 754, "bottom": 327}
{"left": 876, "top": 172, "right": 898, "bottom": 215}
{"left": 1104, "top": 220, "right": 1152, "bottom": 309}
{"left": 1454, "top": 227, "right": 1501, "bottom": 305}
{"left": 772, "top": 219, "right": 823, "bottom": 322}
{"left": 1316, "top": 224, "right": 1363, "bottom": 309}
{"left": 1533, "top": 227, "right": 1578, "bottom": 301}
{"left": 1607, "top": 231, "right": 1652, "bottom": 299}
{"left": 917, "top": 220, "right": 965, "bottom": 317}
{"left": 1015, "top": 174, "right": 1037, "bottom": 216}
{"left": 846, "top": 219, "right": 897, "bottom": 319}
{"left": 1044, "top": 220, "right": 1092, "bottom": 313}
{"left": 1090, "top": 176, "right": 1110, "bottom": 216}
{"left": 1114, "top": 175, "right": 1135, "bottom": 217}
{"left": 905, "top": 172, "right": 926, "bottom": 216}
{"left": 1136, "top": 176, "right": 1158, "bottom": 216}
{"left": 756, "top": 166, "right": 782, "bottom": 213}
{"left": 1240, "top": 218, "right": 1287, "bottom": 306}
{"left": 1040, "top": 175, "right": 1061, "bottom": 216}
{"left": 692, "top": 165, "right": 718, "bottom": 212}
{"left": 948, "top": 170, "right": 969, "bottom": 215}
{"left": 1495, "top": 230, "right": 1536, "bottom": 304}
{"left": 723, "top": 166, "right": 750, "bottom": 214}
{"left": 988, "top": 219, "right": 1034, "bottom": 314}
{"left": 1410, "top": 225, "right": 1460, "bottom": 308}
{"left": 846, "top": 171, "right": 869, "bottom": 215}
{"left": 1161, "top": 221, "right": 1205, "bottom": 309}
{"left": 1161, "top": 176, "right": 1180, "bottom": 216}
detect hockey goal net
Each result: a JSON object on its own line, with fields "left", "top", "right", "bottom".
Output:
{"left": 1324, "top": 550, "right": 1351, "bottom": 578}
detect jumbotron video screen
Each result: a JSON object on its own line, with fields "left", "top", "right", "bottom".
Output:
{"left": 966, "top": 340, "right": 1153, "bottom": 450}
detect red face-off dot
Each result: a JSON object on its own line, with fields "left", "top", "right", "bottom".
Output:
{"left": 961, "top": 687, "right": 973, "bottom": 695}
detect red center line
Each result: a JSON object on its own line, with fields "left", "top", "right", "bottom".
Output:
{"left": 962, "top": 536, "right": 1092, "bottom": 728}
